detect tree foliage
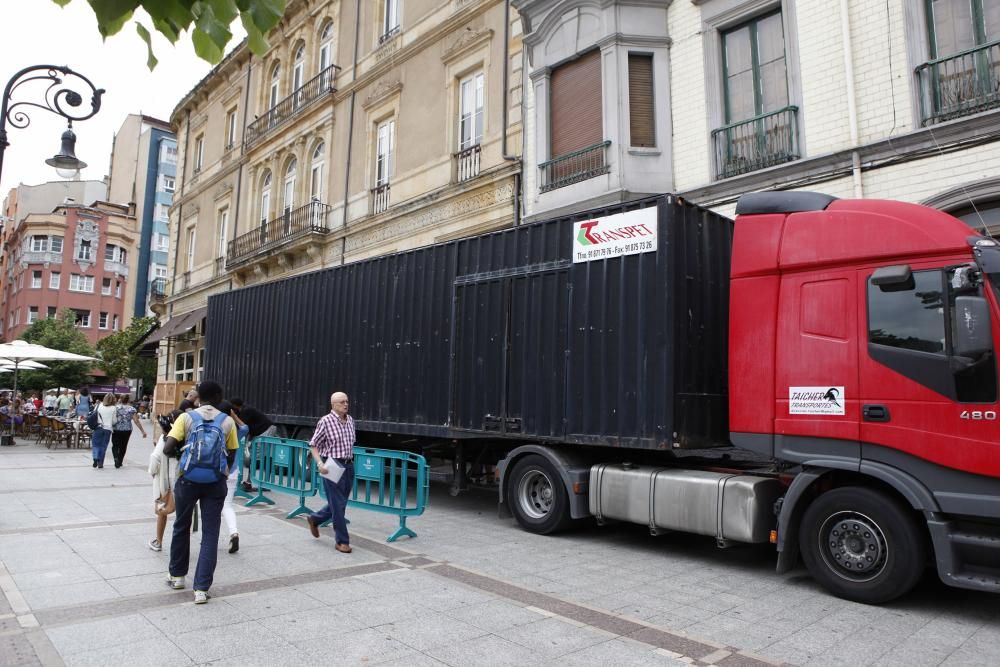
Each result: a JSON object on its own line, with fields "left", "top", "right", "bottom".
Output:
{"left": 16, "top": 310, "right": 96, "bottom": 392}
{"left": 50, "top": 0, "right": 289, "bottom": 69}
{"left": 95, "top": 316, "right": 157, "bottom": 385}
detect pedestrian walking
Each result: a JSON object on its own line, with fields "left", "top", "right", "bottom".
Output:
{"left": 75, "top": 387, "right": 92, "bottom": 419}
{"left": 228, "top": 398, "right": 274, "bottom": 492}
{"left": 147, "top": 415, "right": 177, "bottom": 552}
{"left": 305, "top": 391, "right": 355, "bottom": 554}
{"left": 43, "top": 391, "right": 57, "bottom": 414}
{"left": 56, "top": 389, "right": 72, "bottom": 417}
{"left": 162, "top": 381, "right": 239, "bottom": 604}
{"left": 111, "top": 395, "right": 146, "bottom": 468}
{"left": 216, "top": 400, "right": 242, "bottom": 554}
{"left": 90, "top": 394, "right": 118, "bottom": 469}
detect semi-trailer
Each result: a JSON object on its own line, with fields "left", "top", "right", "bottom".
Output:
{"left": 204, "top": 191, "right": 1000, "bottom": 603}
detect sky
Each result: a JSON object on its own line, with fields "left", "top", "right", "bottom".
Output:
{"left": 0, "top": 1, "right": 244, "bottom": 198}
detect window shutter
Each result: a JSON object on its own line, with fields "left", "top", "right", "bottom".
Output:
{"left": 628, "top": 54, "right": 655, "bottom": 148}
{"left": 550, "top": 50, "right": 603, "bottom": 158}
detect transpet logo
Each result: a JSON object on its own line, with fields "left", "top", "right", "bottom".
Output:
{"left": 577, "top": 220, "right": 655, "bottom": 246}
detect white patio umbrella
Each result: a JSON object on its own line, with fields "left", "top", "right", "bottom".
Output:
{"left": 0, "top": 340, "right": 96, "bottom": 404}
{"left": 0, "top": 360, "right": 48, "bottom": 370}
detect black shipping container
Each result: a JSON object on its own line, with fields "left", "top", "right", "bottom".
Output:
{"left": 205, "top": 195, "right": 733, "bottom": 450}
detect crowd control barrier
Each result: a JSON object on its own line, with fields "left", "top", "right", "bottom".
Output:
{"left": 246, "top": 436, "right": 319, "bottom": 518}
{"left": 317, "top": 447, "right": 429, "bottom": 542}
{"left": 233, "top": 434, "right": 254, "bottom": 500}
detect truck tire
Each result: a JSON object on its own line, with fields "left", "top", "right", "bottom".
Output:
{"left": 507, "top": 454, "right": 573, "bottom": 534}
{"left": 799, "top": 486, "right": 926, "bottom": 604}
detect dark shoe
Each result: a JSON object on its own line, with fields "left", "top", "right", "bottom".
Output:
{"left": 228, "top": 534, "right": 239, "bottom": 554}
{"left": 114, "top": 463, "right": 122, "bottom": 469}
{"left": 306, "top": 517, "right": 320, "bottom": 539}
{"left": 335, "top": 543, "right": 352, "bottom": 554}
{"left": 97, "top": 463, "right": 103, "bottom": 469}
{"left": 92, "top": 461, "right": 98, "bottom": 468}
{"left": 241, "top": 481, "right": 257, "bottom": 492}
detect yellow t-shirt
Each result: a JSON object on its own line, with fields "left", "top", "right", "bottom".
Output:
{"left": 168, "top": 406, "right": 239, "bottom": 451}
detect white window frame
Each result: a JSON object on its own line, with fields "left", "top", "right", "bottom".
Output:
{"left": 459, "top": 71, "right": 485, "bottom": 150}
{"left": 163, "top": 175, "right": 176, "bottom": 193}
{"left": 319, "top": 22, "right": 334, "bottom": 73}
{"left": 283, "top": 159, "right": 297, "bottom": 215}
{"left": 104, "top": 244, "right": 117, "bottom": 262}
{"left": 102, "top": 277, "right": 112, "bottom": 296}
{"left": 217, "top": 207, "right": 229, "bottom": 258}
{"left": 75, "top": 310, "right": 91, "bottom": 328}
{"left": 226, "top": 108, "right": 238, "bottom": 149}
{"left": 99, "top": 312, "right": 109, "bottom": 330}
{"left": 50, "top": 236, "right": 63, "bottom": 253}
{"left": 186, "top": 227, "right": 196, "bottom": 273}
{"left": 383, "top": 0, "right": 400, "bottom": 38}
{"left": 154, "top": 266, "right": 168, "bottom": 279}
{"left": 77, "top": 240, "right": 92, "bottom": 262}
{"left": 375, "top": 118, "right": 395, "bottom": 186}
{"left": 69, "top": 274, "right": 94, "bottom": 293}
{"left": 31, "top": 236, "right": 48, "bottom": 252}
{"left": 113, "top": 314, "right": 119, "bottom": 331}
{"left": 194, "top": 135, "right": 205, "bottom": 172}
{"left": 27, "top": 307, "right": 38, "bottom": 324}
{"left": 31, "top": 271, "right": 42, "bottom": 289}
{"left": 311, "top": 142, "right": 326, "bottom": 202}
{"left": 115, "top": 281, "right": 121, "bottom": 299}
{"left": 155, "top": 233, "right": 169, "bottom": 252}
{"left": 49, "top": 272, "right": 60, "bottom": 289}
{"left": 175, "top": 351, "right": 195, "bottom": 381}
{"left": 269, "top": 64, "right": 281, "bottom": 109}
{"left": 260, "top": 171, "right": 273, "bottom": 224}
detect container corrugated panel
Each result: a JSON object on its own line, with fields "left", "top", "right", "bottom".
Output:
{"left": 205, "top": 194, "right": 733, "bottom": 450}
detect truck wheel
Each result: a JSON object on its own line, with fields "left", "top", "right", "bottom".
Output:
{"left": 507, "top": 454, "right": 572, "bottom": 534}
{"left": 799, "top": 486, "right": 925, "bottom": 604}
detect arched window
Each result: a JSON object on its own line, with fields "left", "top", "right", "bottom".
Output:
{"left": 292, "top": 44, "right": 305, "bottom": 106}
{"left": 310, "top": 142, "right": 325, "bottom": 203}
{"left": 268, "top": 63, "right": 281, "bottom": 109}
{"left": 260, "top": 171, "right": 272, "bottom": 224}
{"left": 319, "top": 22, "right": 334, "bottom": 80}
{"left": 283, "top": 159, "right": 297, "bottom": 215}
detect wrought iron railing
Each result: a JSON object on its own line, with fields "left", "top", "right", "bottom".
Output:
{"left": 712, "top": 106, "right": 799, "bottom": 180}
{"left": 379, "top": 26, "right": 401, "bottom": 45}
{"left": 372, "top": 183, "right": 391, "bottom": 215}
{"left": 916, "top": 40, "right": 1000, "bottom": 125}
{"left": 539, "top": 141, "right": 611, "bottom": 193}
{"left": 245, "top": 64, "right": 339, "bottom": 147}
{"left": 150, "top": 278, "right": 167, "bottom": 301}
{"left": 456, "top": 144, "right": 481, "bottom": 183}
{"left": 226, "top": 201, "right": 332, "bottom": 267}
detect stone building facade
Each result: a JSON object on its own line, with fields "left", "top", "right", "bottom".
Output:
{"left": 152, "top": 0, "right": 524, "bottom": 402}
{"left": 515, "top": 0, "right": 1000, "bottom": 230}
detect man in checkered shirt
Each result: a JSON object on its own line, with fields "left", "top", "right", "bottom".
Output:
{"left": 306, "top": 391, "right": 355, "bottom": 553}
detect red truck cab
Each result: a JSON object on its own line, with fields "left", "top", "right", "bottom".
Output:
{"left": 729, "top": 191, "right": 1000, "bottom": 603}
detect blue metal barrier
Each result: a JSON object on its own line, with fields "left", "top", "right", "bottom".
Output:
{"left": 316, "top": 446, "right": 429, "bottom": 542}
{"left": 246, "top": 436, "right": 318, "bottom": 518}
{"left": 233, "top": 434, "right": 254, "bottom": 500}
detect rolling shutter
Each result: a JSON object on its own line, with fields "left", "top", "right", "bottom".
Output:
{"left": 628, "top": 54, "right": 655, "bottom": 148}
{"left": 550, "top": 50, "right": 603, "bottom": 159}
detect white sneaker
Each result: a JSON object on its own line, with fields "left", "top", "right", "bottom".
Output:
{"left": 147, "top": 539, "right": 162, "bottom": 552}
{"left": 166, "top": 575, "right": 185, "bottom": 590}
{"left": 194, "top": 590, "right": 210, "bottom": 604}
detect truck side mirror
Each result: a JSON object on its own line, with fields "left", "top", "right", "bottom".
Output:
{"left": 953, "top": 295, "right": 993, "bottom": 360}
{"left": 871, "top": 265, "right": 914, "bottom": 292}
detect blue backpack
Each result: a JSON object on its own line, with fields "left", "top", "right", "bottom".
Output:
{"left": 178, "top": 412, "right": 229, "bottom": 483}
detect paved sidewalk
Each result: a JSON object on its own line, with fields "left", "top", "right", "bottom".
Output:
{"left": 0, "top": 429, "right": 997, "bottom": 666}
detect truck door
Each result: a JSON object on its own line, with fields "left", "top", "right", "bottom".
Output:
{"left": 858, "top": 263, "right": 1000, "bottom": 478}
{"left": 452, "top": 269, "right": 570, "bottom": 436}
{"left": 773, "top": 270, "right": 861, "bottom": 459}
{"left": 506, "top": 269, "right": 570, "bottom": 438}
{"left": 452, "top": 278, "right": 507, "bottom": 431}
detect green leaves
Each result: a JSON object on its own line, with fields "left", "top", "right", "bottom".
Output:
{"left": 95, "top": 316, "right": 157, "bottom": 384}
{"left": 19, "top": 310, "right": 96, "bottom": 392}
{"left": 50, "top": 0, "right": 289, "bottom": 69}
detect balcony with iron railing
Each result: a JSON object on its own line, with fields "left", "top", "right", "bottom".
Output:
{"left": 371, "top": 183, "right": 391, "bottom": 215}
{"left": 711, "top": 106, "right": 799, "bottom": 180}
{"left": 245, "top": 64, "right": 339, "bottom": 147}
{"left": 917, "top": 40, "right": 1000, "bottom": 125}
{"left": 227, "top": 200, "right": 333, "bottom": 268}
{"left": 149, "top": 278, "right": 167, "bottom": 302}
{"left": 539, "top": 141, "right": 611, "bottom": 193}
{"left": 455, "top": 144, "right": 481, "bottom": 183}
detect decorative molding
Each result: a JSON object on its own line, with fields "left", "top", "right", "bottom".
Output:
{"left": 72, "top": 218, "right": 101, "bottom": 273}
{"left": 375, "top": 32, "right": 402, "bottom": 63}
{"left": 346, "top": 181, "right": 515, "bottom": 252}
{"left": 362, "top": 79, "right": 404, "bottom": 110}
{"left": 441, "top": 26, "right": 494, "bottom": 64}
{"left": 921, "top": 176, "right": 1000, "bottom": 210}
{"left": 214, "top": 181, "right": 234, "bottom": 201}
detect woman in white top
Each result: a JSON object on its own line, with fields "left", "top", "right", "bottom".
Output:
{"left": 91, "top": 394, "right": 119, "bottom": 469}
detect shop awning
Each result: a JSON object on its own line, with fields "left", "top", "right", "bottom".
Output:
{"left": 134, "top": 306, "right": 208, "bottom": 350}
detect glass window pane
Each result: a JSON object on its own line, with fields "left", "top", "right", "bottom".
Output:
{"left": 985, "top": 0, "right": 1000, "bottom": 41}
{"left": 868, "top": 270, "right": 947, "bottom": 354}
{"left": 759, "top": 60, "right": 789, "bottom": 112}
{"left": 932, "top": 0, "right": 976, "bottom": 56}
{"left": 726, "top": 70, "right": 755, "bottom": 121}
{"left": 756, "top": 13, "right": 786, "bottom": 65}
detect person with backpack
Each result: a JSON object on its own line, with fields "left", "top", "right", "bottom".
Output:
{"left": 90, "top": 394, "right": 117, "bottom": 469}
{"left": 162, "top": 381, "right": 239, "bottom": 604}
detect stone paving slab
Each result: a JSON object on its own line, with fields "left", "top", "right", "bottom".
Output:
{"left": 1, "top": 431, "right": 998, "bottom": 666}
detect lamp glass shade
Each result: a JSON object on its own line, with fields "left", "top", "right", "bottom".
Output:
{"left": 45, "top": 127, "right": 87, "bottom": 179}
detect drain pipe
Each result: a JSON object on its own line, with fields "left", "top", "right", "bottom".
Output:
{"left": 840, "top": 0, "right": 863, "bottom": 198}
{"left": 340, "top": 0, "right": 362, "bottom": 265}
{"left": 502, "top": 0, "right": 522, "bottom": 226}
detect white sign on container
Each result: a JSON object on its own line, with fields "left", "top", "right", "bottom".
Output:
{"left": 572, "top": 207, "right": 658, "bottom": 263}
{"left": 789, "top": 386, "right": 846, "bottom": 416}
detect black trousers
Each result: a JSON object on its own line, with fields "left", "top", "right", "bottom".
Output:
{"left": 111, "top": 430, "right": 132, "bottom": 467}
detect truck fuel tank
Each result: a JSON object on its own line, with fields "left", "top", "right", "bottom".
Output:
{"left": 589, "top": 464, "right": 783, "bottom": 544}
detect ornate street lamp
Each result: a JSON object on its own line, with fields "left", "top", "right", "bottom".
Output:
{"left": 0, "top": 65, "right": 104, "bottom": 185}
